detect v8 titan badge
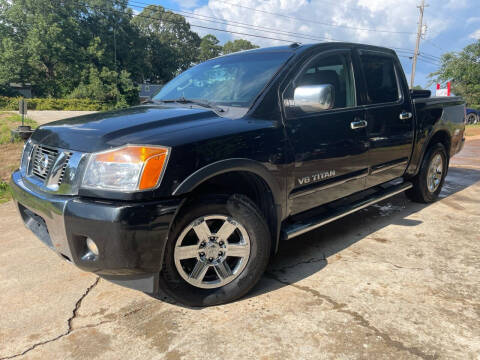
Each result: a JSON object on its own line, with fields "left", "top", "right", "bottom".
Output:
{"left": 297, "top": 170, "right": 336, "bottom": 185}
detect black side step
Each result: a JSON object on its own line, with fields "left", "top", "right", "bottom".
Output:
{"left": 282, "top": 181, "right": 413, "bottom": 240}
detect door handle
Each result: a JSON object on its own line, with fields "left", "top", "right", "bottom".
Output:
{"left": 350, "top": 120, "right": 368, "bottom": 129}
{"left": 399, "top": 111, "right": 413, "bottom": 120}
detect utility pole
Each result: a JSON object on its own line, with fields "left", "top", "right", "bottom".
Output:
{"left": 410, "top": 0, "right": 427, "bottom": 88}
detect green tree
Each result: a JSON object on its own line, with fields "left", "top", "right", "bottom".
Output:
{"left": 0, "top": 1, "right": 263, "bottom": 105}
{"left": 0, "top": 0, "right": 141, "bottom": 100}
{"left": 198, "top": 34, "right": 222, "bottom": 62}
{"left": 429, "top": 40, "right": 480, "bottom": 107}
{"left": 222, "top": 39, "right": 258, "bottom": 54}
{"left": 69, "top": 66, "right": 139, "bottom": 107}
{"left": 133, "top": 5, "right": 201, "bottom": 83}
{"left": 0, "top": 0, "right": 95, "bottom": 97}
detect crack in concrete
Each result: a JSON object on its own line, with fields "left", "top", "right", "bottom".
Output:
{"left": 0, "top": 277, "right": 100, "bottom": 360}
{"left": 271, "top": 255, "right": 423, "bottom": 273}
{"left": 340, "top": 258, "right": 425, "bottom": 271}
{"left": 265, "top": 272, "right": 437, "bottom": 360}
{"left": 270, "top": 255, "right": 327, "bottom": 272}
{"left": 72, "top": 306, "right": 144, "bottom": 332}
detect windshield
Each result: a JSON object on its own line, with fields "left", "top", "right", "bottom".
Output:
{"left": 154, "top": 51, "right": 292, "bottom": 108}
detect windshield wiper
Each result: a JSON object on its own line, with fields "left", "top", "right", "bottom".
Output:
{"left": 159, "top": 97, "right": 225, "bottom": 113}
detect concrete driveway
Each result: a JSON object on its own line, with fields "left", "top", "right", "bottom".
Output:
{"left": 1, "top": 139, "right": 479, "bottom": 360}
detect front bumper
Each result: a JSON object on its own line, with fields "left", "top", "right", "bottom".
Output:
{"left": 10, "top": 170, "right": 181, "bottom": 293}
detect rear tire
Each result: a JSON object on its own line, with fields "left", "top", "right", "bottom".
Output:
{"left": 466, "top": 113, "right": 478, "bottom": 125}
{"left": 159, "top": 194, "right": 271, "bottom": 307}
{"left": 406, "top": 143, "right": 448, "bottom": 203}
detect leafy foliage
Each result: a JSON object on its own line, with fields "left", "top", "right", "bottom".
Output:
{"left": 199, "top": 35, "right": 222, "bottom": 63}
{"left": 69, "top": 66, "right": 139, "bottom": 107}
{"left": 429, "top": 40, "right": 480, "bottom": 107}
{"left": 0, "top": 97, "right": 110, "bottom": 111}
{"left": 0, "top": 181, "right": 11, "bottom": 204}
{"left": 223, "top": 39, "right": 259, "bottom": 54}
{"left": 0, "top": 1, "right": 258, "bottom": 107}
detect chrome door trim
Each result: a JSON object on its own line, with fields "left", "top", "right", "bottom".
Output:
{"left": 370, "top": 159, "right": 408, "bottom": 175}
{"left": 289, "top": 170, "right": 368, "bottom": 199}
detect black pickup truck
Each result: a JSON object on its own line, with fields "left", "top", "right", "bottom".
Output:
{"left": 11, "top": 43, "right": 465, "bottom": 306}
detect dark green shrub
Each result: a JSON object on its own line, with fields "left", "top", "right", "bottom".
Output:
{"left": 0, "top": 97, "right": 112, "bottom": 111}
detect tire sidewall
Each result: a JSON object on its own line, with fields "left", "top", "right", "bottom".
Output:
{"left": 159, "top": 194, "right": 271, "bottom": 307}
{"left": 466, "top": 114, "right": 474, "bottom": 124}
{"left": 418, "top": 143, "right": 448, "bottom": 202}
{"left": 467, "top": 113, "right": 478, "bottom": 124}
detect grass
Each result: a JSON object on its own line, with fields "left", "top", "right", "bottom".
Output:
{"left": 0, "top": 142, "right": 23, "bottom": 203}
{"left": 0, "top": 112, "right": 38, "bottom": 144}
{"left": 0, "top": 181, "right": 11, "bottom": 204}
{"left": 0, "top": 112, "right": 38, "bottom": 203}
{"left": 465, "top": 124, "right": 480, "bottom": 137}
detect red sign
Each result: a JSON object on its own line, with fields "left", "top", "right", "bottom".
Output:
{"left": 436, "top": 82, "right": 451, "bottom": 96}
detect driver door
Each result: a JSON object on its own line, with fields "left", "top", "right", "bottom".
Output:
{"left": 283, "top": 49, "right": 369, "bottom": 215}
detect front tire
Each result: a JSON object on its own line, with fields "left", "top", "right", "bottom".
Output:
{"left": 159, "top": 194, "right": 271, "bottom": 306}
{"left": 406, "top": 143, "right": 448, "bottom": 203}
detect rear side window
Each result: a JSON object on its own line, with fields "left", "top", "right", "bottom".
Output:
{"left": 360, "top": 54, "right": 400, "bottom": 104}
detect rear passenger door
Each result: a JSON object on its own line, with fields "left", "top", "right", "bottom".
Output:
{"left": 283, "top": 49, "right": 369, "bottom": 215}
{"left": 356, "top": 50, "right": 414, "bottom": 187}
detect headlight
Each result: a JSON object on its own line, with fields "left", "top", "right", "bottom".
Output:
{"left": 82, "top": 145, "right": 169, "bottom": 191}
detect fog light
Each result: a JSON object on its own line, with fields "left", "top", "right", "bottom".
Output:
{"left": 86, "top": 237, "right": 99, "bottom": 256}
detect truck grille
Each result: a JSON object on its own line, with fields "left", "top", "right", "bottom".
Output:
{"left": 57, "top": 153, "right": 72, "bottom": 185}
{"left": 30, "top": 145, "right": 72, "bottom": 187}
{"left": 31, "top": 145, "right": 58, "bottom": 180}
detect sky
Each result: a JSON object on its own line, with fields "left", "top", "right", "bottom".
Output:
{"left": 132, "top": 0, "right": 480, "bottom": 91}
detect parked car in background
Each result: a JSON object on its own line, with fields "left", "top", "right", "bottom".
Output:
{"left": 466, "top": 108, "right": 479, "bottom": 124}
{"left": 11, "top": 42, "right": 466, "bottom": 306}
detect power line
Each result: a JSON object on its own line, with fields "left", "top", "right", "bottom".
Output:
{"left": 77, "top": 0, "right": 443, "bottom": 68}
{"left": 423, "top": 38, "right": 445, "bottom": 52}
{"left": 209, "top": 0, "right": 417, "bottom": 35}
{"left": 419, "top": 54, "right": 441, "bottom": 62}
{"left": 398, "top": 55, "right": 439, "bottom": 67}
{"left": 128, "top": 1, "right": 443, "bottom": 61}
{"left": 74, "top": 1, "right": 300, "bottom": 43}
{"left": 128, "top": 1, "right": 334, "bottom": 43}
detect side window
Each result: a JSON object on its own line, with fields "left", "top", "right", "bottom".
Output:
{"left": 284, "top": 53, "right": 355, "bottom": 117}
{"left": 360, "top": 54, "right": 400, "bottom": 104}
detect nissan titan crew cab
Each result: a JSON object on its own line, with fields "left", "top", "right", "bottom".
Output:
{"left": 11, "top": 43, "right": 465, "bottom": 306}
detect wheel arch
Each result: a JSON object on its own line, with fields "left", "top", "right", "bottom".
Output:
{"left": 425, "top": 129, "right": 451, "bottom": 159}
{"left": 172, "top": 158, "right": 284, "bottom": 254}
{"left": 407, "top": 128, "right": 452, "bottom": 179}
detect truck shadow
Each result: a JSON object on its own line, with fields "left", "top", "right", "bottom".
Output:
{"left": 248, "top": 166, "right": 480, "bottom": 299}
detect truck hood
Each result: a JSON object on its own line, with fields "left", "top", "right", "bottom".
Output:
{"left": 31, "top": 105, "right": 232, "bottom": 152}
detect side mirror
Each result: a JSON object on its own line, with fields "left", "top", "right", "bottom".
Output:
{"left": 293, "top": 84, "right": 335, "bottom": 112}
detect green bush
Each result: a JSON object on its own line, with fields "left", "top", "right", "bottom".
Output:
{"left": 0, "top": 181, "right": 11, "bottom": 204}
{"left": 0, "top": 97, "right": 113, "bottom": 111}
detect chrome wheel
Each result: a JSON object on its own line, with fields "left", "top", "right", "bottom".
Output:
{"left": 427, "top": 153, "right": 443, "bottom": 193}
{"left": 174, "top": 215, "right": 251, "bottom": 289}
